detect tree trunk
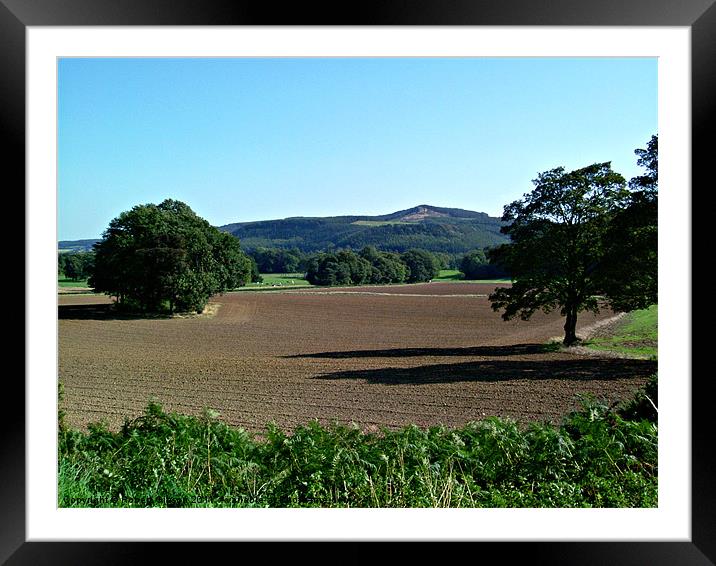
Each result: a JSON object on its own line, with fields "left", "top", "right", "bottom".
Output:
{"left": 563, "top": 307, "right": 579, "bottom": 346}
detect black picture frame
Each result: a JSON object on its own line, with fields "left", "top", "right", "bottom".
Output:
{"left": 7, "top": 1, "right": 709, "bottom": 563}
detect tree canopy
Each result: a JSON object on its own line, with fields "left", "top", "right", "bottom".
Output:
{"left": 359, "top": 246, "right": 409, "bottom": 284}
{"left": 89, "top": 199, "right": 252, "bottom": 313}
{"left": 59, "top": 251, "right": 94, "bottom": 281}
{"left": 488, "top": 162, "right": 632, "bottom": 345}
{"left": 305, "top": 250, "right": 373, "bottom": 286}
{"left": 459, "top": 249, "right": 506, "bottom": 280}
{"left": 304, "top": 246, "right": 442, "bottom": 286}
{"left": 598, "top": 135, "right": 658, "bottom": 311}
{"left": 248, "top": 247, "right": 304, "bottom": 273}
{"left": 401, "top": 249, "right": 440, "bottom": 283}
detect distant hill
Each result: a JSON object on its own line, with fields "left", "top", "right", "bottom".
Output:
{"left": 59, "top": 205, "right": 509, "bottom": 256}
{"left": 58, "top": 239, "right": 100, "bottom": 253}
{"left": 219, "top": 205, "right": 508, "bottom": 254}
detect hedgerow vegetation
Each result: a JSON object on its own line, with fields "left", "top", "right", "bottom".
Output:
{"left": 58, "top": 377, "right": 657, "bottom": 508}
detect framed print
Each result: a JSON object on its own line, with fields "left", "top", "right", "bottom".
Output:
{"left": 7, "top": 0, "right": 710, "bottom": 563}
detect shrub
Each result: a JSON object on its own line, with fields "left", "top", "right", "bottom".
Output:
{"left": 59, "top": 385, "right": 658, "bottom": 509}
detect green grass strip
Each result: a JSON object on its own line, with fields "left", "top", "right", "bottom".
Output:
{"left": 58, "top": 278, "right": 91, "bottom": 288}
{"left": 584, "top": 305, "right": 657, "bottom": 359}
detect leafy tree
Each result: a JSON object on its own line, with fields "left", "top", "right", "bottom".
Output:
{"left": 598, "top": 135, "right": 658, "bottom": 311}
{"left": 460, "top": 249, "right": 507, "bottom": 280}
{"left": 249, "top": 257, "right": 263, "bottom": 283}
{"left": 488, "top": 162, "right": 630, "bottom": 345}
{"left": 61, "top": 253, "right": 83, "bottom": 280}
{"left": 59, "top": 251, "right": 95, "bottom": 280}
{"left": 305, "top": 250, "right": 372, "bottom": 286}
{"left": 335, "top": 250, "right": 372, "bottom": 285}
{"left": 359, "top": 246, "right": 408, "bottom": 284}
{"left": 210, "top": 230, "right": 253, "bottom": 291}
{"left": 431, "top": 252, "right": 451, "bottom": 270}
{"left": 306, "top": 253, "right": 346, "bottom": 286}
{"left": 459, "top": 250, "right": 487, "bottom": 279}
{"left": 77, "top": 252, "right": 95, "bottom": 280}
{"left": 248, "top": 247, "right": 304, "bottom": 273}
{"left": 89, "top": 199, "right": 251, "bottom": 313}
{"left": 401, "top": 249, "right": 440, "bottom": 283}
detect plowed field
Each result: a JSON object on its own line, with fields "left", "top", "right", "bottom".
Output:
{"left": 58, "top": 283, "right": 656, "bottom": 435}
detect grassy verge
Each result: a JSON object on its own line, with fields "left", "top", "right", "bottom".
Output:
{"left": 59, "top": 382, "right": 657, "bottom": 508}
{"left": 584, "top": 306, "right": 657, "bottom": 359}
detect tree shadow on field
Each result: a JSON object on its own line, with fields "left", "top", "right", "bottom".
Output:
{"left": 58, "top": 303, "right": 173, "bottom": 320}
{"left": 311, "top": 358, "right": 657, "bottom": 385}
{"left": 286, "top": 344, "right": 551, "bottom": 359}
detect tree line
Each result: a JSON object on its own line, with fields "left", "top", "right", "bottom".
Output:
{"left": 244, "top": 245, "right": 501, "bottom": 278}
{"left": 303, "top": 246, "right": 506, "bottom": 286}
{"left": 61, "top": 242, "right": 503, "bottom": 289}
{"left": 305, "top": 247, "right": 437, "bottom": 286}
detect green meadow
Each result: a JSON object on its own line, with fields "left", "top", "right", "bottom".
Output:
{"left": 244, "top": 273, "right": 311, "bottom": 290}
{"left": 58, "top": 277, "right": 91, "bottom": 288}
{"left": 434, "top": 270, "right": 511, "bottom": 284}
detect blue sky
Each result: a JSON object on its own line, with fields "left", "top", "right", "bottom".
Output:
{"left": 58, "top": 57, "right": 657, "bottom": 240}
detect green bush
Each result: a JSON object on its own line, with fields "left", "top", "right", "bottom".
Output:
{"left": 59, "top": 387, "right": 658, "bottom": 508}
{"left": 618, "top": 373, "right": 658, "bottom": 423}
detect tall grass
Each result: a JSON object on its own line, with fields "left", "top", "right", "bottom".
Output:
{"left": 58, "top": 379, "right": 657, "bottom": 508}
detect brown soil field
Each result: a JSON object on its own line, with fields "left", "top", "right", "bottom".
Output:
{"left": 58, "top": 283, "right": 656, "bottom": 435}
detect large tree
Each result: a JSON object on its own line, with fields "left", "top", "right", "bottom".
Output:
{"left": 89, "top": 199, "right": 252, "bottom": 313}
{"left": 488, "top": 162, "right": 631, "bottom": 345}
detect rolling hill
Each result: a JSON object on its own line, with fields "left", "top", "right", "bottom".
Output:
{"left": 218, "top": 205, "right": 508, "bottom": 254}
